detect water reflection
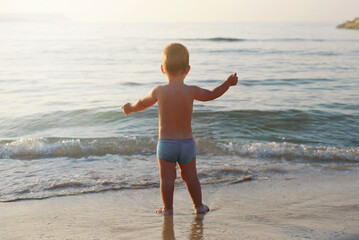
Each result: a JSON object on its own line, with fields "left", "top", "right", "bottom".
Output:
{"left": 161, "top": 214, "right": 205, "bottom": 240}
{"left": 189, "top": 214, "right": 205, "bottom": 240}
{"left": 162, "top": 215, "right": 175, "bottom": 240}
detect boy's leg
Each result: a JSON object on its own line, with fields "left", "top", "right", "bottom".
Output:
{"left": 156, "top": 158, "right": 177, "bottom": 215}
{"left": 179, "top": 158, "right": 209, "bottom": 214}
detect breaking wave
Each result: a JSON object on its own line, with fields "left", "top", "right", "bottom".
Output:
{"left": 1, "top": 137, "right": 358, "bottom": 162}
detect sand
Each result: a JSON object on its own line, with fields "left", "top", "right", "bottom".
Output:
{"left": 1, "top": 171, "right": 359, "bottom": 240}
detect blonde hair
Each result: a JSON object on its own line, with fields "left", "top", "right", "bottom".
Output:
{"left": 162, "top": 43, "right": 189, "bottom": 75}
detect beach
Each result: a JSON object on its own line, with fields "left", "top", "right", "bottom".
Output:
{"left": 1, "top": 21, "right": 359, "bottom": 239}
{"left": 1, "top": 171, "right": 358, "bottom": 240}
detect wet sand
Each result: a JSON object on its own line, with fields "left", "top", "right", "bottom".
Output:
{"left": 1, "top": 171, "right": 358, "bottom": 239}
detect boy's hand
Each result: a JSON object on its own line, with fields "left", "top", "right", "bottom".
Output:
{"left": 227, "top": 73, "right": 238, "bottom": 86}
{"left": 122, "top": 103, "right": 132, "bottom": 115}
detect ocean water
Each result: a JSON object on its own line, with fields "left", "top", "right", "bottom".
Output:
{"left": 0, "top": 22, "right": 358, "bottom": 202}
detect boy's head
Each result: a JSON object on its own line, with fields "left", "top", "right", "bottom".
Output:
{"left": 162, "top": 43, "right": 189, "bottom": 75}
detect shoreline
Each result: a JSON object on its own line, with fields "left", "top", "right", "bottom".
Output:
{"left": 1, "top": 171, "right": 359, "bottom": 239}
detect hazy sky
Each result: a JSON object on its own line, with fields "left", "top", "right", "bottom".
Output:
{"left": 0, "top": 0, "right": 358, "bottom": 22}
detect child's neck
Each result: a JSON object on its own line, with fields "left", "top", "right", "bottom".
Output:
{"left": 167, "top": 74, "right": 186, "bottom": 84}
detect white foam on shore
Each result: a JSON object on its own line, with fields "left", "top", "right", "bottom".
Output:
{"left": 1, "top": 137, "right": 358, "bottom": 163}
{"left": 217, "top": 141, "right": 359, "bottom": 162}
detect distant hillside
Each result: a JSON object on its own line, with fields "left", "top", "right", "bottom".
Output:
{"left": 0, "top": 13, "right": 70, "bottom": 22}
{"left": 337, "top": 17, "right": 359, "bottom": 29}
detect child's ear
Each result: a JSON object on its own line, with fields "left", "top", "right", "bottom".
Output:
{"left": 161, "top": 65, "right": 166, "bottom": 74}
{"left": 185, "top": 65, "right": 191, "bottom": 74}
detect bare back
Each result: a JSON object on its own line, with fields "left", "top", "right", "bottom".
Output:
{"left": 156, "top": 83, "right": 194, "bottom": 139}
{"left": 122, "top": 73, "right": 237, "bottom": 139}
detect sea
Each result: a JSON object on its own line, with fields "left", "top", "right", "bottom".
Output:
{"left": 0, "top": 21, "right": 358, "bottom": 202}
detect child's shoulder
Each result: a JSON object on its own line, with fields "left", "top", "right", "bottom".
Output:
{"left": 152, "top": 84, "right": 166, "bottom": 92}
{"left": 153, "top": 83, "right": 200, "bottom": 96}
{"left": 150, "top": 84, "right": 167, "bottom": 98}
{"left": 185, "top": 84, "right": 202, "bottom": 93}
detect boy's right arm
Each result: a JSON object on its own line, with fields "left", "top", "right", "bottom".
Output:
{"left": 193, "top": 73, "right": 238, "bottom": 101}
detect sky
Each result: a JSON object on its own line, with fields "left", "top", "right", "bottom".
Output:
{"left": 0, "top": 0, "right": 358, "bottom": 22}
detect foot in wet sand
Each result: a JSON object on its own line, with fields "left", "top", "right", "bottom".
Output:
{"left": 156, "top": 207, "right": 173, "bottom": 215}
{"left": 195, "top": 204, "right": 210, "bottom": 214}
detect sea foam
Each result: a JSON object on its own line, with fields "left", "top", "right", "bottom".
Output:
{"left": 1, "top": 137, "right": 358, "bottom": 163}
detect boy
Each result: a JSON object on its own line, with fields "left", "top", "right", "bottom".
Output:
{"left": 122, "top": 43, "right": 238, "bottom": 215}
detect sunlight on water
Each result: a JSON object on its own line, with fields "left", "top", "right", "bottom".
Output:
{"left": 0, "top": 22, "right": 358, "bottom": 201}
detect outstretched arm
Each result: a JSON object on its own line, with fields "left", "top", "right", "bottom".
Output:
{"left": 193, "top": 73, "right": 238, "bottom": 101}
{"left": 122, "top": 86, "right": 158, "bottom": 115}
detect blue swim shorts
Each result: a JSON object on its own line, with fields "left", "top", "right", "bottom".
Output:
{"left": 157, "top": 138, "right": 196, "bottom": 165}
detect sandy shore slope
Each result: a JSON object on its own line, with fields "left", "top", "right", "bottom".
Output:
{"left": 1, "top": 171, "right": 358, "bottom": 240}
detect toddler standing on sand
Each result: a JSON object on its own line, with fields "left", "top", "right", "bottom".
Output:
{"left": 122, "top": 43, "right": 238, "bottom": 215}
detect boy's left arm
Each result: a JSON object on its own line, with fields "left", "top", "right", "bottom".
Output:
{"left": 122, "top": 86, "right": 158, "bottom": 115}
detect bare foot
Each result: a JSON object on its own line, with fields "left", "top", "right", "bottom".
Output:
{"left": 156, "top": 207, "right": 173, "bottom": 215}
{"left": 195, "top": 204, "right": 210, "bottom": 214}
